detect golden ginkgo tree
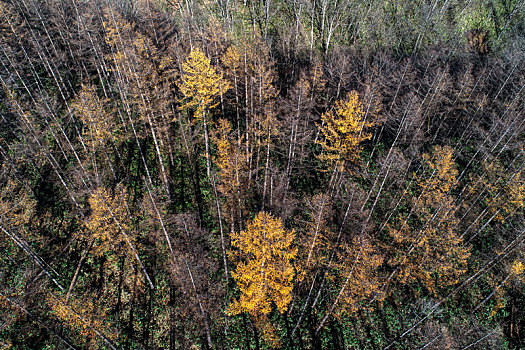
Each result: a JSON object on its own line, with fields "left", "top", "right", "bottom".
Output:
{"left": 178, "top": 48, "right": 231, "bottom": 177}
{"left": 317, "top": 91, "right": 374, "bottom": 172}
{"left": 229, "top": 211, "right": 297, "bottom": 318}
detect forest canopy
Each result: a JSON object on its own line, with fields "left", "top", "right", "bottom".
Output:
{"left": 0, "top": 0, "right": 524, "bottom": 349}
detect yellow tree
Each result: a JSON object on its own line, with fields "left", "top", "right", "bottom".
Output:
{"left": 317, "top": 91, "right": 374, "bottom": 172}
{"left": 468, "top": 159, "right": 524, "bottom": 224}
{"left": 211, "top": 119, "right": 250, "bottom": 231}
{"left": 71, "top": 84, "right": 118, "bottom": 181}
{"left": 229, "top": 212, "right": 297, "bottom": 347}
{"left": 72, "top": 84, "right": 115, "bottom": 146}
{"left": 80, "top": 186, "right": 152, "bottom": 330}
{"left": 83, "top": 186, "right": 133, "bottom": 257}
{"left": 316, "top": 234, "right": 384, "bottom": 332}
{"left": 388, "top": 145, "right": 470, "bottom": 295}
{"left": 334, "top": 235, "right": 384, "bottom": 315}
{"left": 229, "top": 212, "right": 297, "bottom": 318}
{"left": 178, "top": 48, "right": 231, "bottom": 177}
{"left": 47, "top": 293, "right": 117, "bottom": 349}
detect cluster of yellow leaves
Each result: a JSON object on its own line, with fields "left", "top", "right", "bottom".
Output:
{"left": 389, "top": 145, "right": 470, "bottom": 295}
{"left": 257, "top": 316, "right": 282, "bottom": 349}
{"left": 0, "top": 293, "right": 13, "bottom": 310}
{"left": 71, "top": 84, "right": 115, "bottom": 146}
{"left": 512, "top": 260, "right": 525, "bottom": 275}
{"left": 420, "top": 145, "right": 458, "bottom": 195}
{"left": 249, "top": 112, "right": 280, "bottom": 146}
{"left": 484, "top": 271, "right": 508, "bottom": 319}
{"left": 470, "top": 160, "right": 525, "bottom": 223}
{"left": 317, "top": 91, "right": 374, "bottom": 171}
{"left": 0, "top": 179, "right": 36, "bottom": 228}
{"left": 229, "top": 212, "right": 297, "bottom": 318}
{"left": 510, "top": 259, "right": 525, "bottom": 286}
{"left": 0, "top": 340, "right": 12, "bottom": 350}
{"left": 84, "top": 186, "right": 132, "bottom": 257}
{"left": 47, "top": 293, "right": 117, "bottom": 343}
{"left": 179, "top": 48, "right": 231, "bottom": 120}
{"left": 488, "top": 287, "right": 506, "bottom": 318}
{"left": 335, "top": 235, "right": 384, "bottom": 315}
{"left": 212, "top": 119, "right": 249, "bottom": 227}
{"left": 104, "top": 11, "right": 172, "bottom": 72}
{"left": 102, "top": 11, "right": 132, "bottom": 49}
{"left": 221, "top": 45, "right": 243, "bottom": 78}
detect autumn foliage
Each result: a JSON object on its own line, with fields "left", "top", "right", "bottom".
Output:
{"left": 1, "top": 1, "right": 524, "bottom": 349}
{"left": 229, "top": 212, "right": 297, "bottom": 318}
{"left": 317, "top": 91, "right": 374, "bottom": 171}
{"left": 83, "top": 186, "right": 132, "bottom": 257}
{"left": 179, "top": 48, "right": 230, "bottom": 119}
{"left": 389, "top": 146, "right": 470, "bottom": 295}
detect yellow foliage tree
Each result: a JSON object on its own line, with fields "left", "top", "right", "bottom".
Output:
{"left": 419, "top": 145, "right": 458, "bottom": 197}
{"left": 469, "top": 159, "right": 524, "bottom": 224}
{"left": 179, "top": 48, "right": 231, "bottom": 177}
{"left": 72, "top": 84, "right": 115, "bottom": 147}
{"left": 84, "top": 186, "right": 132, "bottom": 257}
{"left": 229, "top": 212, "right": 297, "bottom": 318}
{"left": 316, "top": 234, "right": 383, "bottom": 331}
{"left": 211, "top": 119, "right": 250, "bottom": 231}
{"left": 316, "top": 91, "right": 374, "bottom": 171}
{"left": 71, "top": 84, "right": 118, "bottom": 181}
{"left": 389, "top": 145, "right": 470, "bottom": 295}
{"left": 0, "top": 178, "right": 36, "bottom": 229}
{"left": 47, "top": 293, "right": 117, "bottom": 347}
{"left": 179, "top": 48, "right": 230, "bottom": 118}
{"left": 334, "top": 235, "right": 384, "bottom": 315}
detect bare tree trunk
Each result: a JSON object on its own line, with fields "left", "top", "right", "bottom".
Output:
{"left": 203, "top": 110, "right": 212, "bottom": 178}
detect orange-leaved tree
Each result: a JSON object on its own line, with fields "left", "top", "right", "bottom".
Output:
{"left": 229, "top": 211, "right": 297, "bottom": 318}
{"left": 179, "top": 48, "right": 231, "bottom": 177}
{"left": 316, "top": 91, "right": 374, "bottom": 172}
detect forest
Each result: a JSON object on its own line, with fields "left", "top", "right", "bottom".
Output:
{"left": 0, "top": 0, "right": 524, "bottom": 348}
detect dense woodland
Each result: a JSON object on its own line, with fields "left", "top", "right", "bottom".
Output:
{"left": 0, "top": 0, "right": 524, "bottom": 348}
